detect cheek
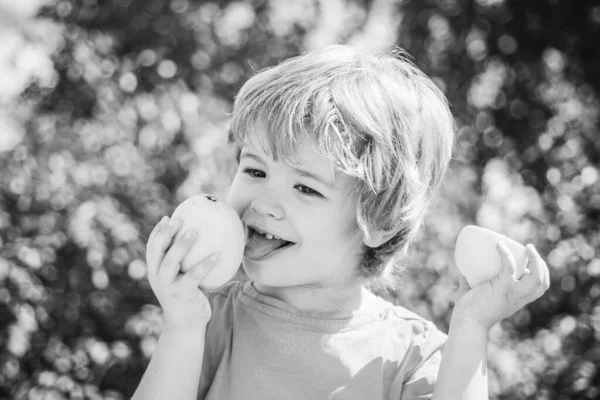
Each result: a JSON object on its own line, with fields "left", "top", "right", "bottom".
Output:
{"left": 303, "top": 216, "right": 346, "bottom": 245}
{"left": 226, "top": 174, "right": 250, "bottom": 215}
{"left": 334, "top": 215, "right": 363, "bottom": 247}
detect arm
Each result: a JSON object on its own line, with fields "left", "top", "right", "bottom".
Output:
{"left": 431, "top": 316, "right": 489, "bottom": 400}
{"left": 433, "top": 242, "right": 550, "bottom": 400}
{"left": 132, "top": 216, "right": 221, "bottom": 400}
{"left": 131, "top": 325, "right": 207, "bottom": 400}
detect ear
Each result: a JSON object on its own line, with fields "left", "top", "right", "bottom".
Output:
{"left": 363, "top": 228, "right": 398, "bottom": 248}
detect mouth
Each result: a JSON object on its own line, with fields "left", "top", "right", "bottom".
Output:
{"left": 245, "top": 226, "right": 295, "bottom": 260}
{"left": 246, "top": 226, "right": 295, "bottom": 246}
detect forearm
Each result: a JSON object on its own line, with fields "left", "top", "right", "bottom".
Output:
{"left": 131, "top": 324, "right": 207, "bottom": 400}
{"left": 431, "top": 317, "right": 489, "bottom": 400}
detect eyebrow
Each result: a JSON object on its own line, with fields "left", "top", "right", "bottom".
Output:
{"left": 240, "top": 152, "right": 336, "bottom": 189}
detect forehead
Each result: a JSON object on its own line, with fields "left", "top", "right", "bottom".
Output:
{"left": 242, "top": 132, "right": 314, "bottom": 162}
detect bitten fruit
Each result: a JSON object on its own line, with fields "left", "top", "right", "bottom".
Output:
{"left": 454, "top": 225, "right": 528, "bottom": 287}
{"left": 171, "top": 194, "right": 245, "bottom": 290}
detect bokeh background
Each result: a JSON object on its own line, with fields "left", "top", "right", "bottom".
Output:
{"left": 1, "top": 0, "right": 599, "bottom": 399}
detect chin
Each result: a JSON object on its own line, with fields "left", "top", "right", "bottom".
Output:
{"left": 241, "top": 259, "right": 297, "bottom": 288}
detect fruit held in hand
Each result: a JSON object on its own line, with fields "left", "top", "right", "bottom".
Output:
{"left": 171, "top": 194, "right": 245, "bottom": 290}
{"left": 454, "top": 225, "right": 528, "bottom": 287}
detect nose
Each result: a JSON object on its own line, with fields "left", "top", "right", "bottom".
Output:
{"left": 250, "top": 190, "right": 284, "bottom": 220}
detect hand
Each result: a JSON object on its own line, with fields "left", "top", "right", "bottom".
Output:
{"left": 452, "top": 242, "right": 550, "bottom": 331}
{"left": 146, "top": 216, "right": 220, "bottom": 331}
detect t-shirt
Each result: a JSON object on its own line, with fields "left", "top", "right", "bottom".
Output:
{"left": 198, "top": 281, "right": 447, "bottom": 400}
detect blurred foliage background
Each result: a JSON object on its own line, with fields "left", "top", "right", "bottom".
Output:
{"left": 0, "top": 0, "right": 599, "bottom": 399}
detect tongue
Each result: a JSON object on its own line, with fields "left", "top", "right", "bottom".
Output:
{"left": 245, "top": 233, "right": 290, "bottom": 259}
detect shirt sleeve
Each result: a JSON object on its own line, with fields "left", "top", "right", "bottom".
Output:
{"left": 197, "top": 282, "right": 238, "bottom": 399}
{"left": 399, "top": 321, "right": 447, "bottom": 400}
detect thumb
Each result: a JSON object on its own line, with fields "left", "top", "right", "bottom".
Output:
{"left": 454, "top": 272, "right": 471, "bottom": 302}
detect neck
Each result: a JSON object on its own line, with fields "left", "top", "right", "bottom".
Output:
{"left": 252, "top": 281, "right": 377, "bottom": 315}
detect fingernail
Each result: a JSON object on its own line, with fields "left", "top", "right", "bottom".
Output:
{"left": 160, "top": 216, "right": 169, "bottom": 224}
{"left": 498, "top": 240, "right": 506, "bottom": 250}
{"left": 208, "top": 254, "right": 219, "bottom": 264}
{"left": 184, "top": 230, "right": 197, "bottom": 239}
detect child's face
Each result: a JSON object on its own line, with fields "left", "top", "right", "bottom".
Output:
{"left": 227, "top": 132, "right": 367, "bottom": 289}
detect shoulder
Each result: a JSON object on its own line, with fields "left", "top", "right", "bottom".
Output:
{"left": 198, "top": 281, "right": 245, "bottom": 395}
{"left": 378, "top": 305, "right": 447, "bottom": 397}
{"left": 204, "top": 281, "right": 245, "bottom": 329}
{"left": 205, "top": 280, "right": 244, "bottom": 305}
{"left": 379, "top": 304, "right": 447, "bottom": 358}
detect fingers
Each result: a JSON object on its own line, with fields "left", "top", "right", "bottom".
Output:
{"left": 147, "top": 217, "right": 182, "bottom": 278}
{"left": 148, "top": 216, "right": 168, "bottom": 243}
{"left": 514, "top": 244, "right": 550, "bottom": 302}
{"left": 158, "top": 229, "right": 198, "bottom": 284}
{"left": 496, "top": 241, "right": 517, "bottom": 289}
{"left": 147, "top": 216, "right": 171, "bottom": 278}
{"left": 176, "top": 253, "right": 221, "bottom": 292}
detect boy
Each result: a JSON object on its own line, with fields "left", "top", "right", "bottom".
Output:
{"left": 132, "top": 45, "right": 550, "bottom": 399}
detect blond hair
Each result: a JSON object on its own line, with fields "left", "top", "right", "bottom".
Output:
{"left": 229, "top": 45, "right": 456, "bottom": 283}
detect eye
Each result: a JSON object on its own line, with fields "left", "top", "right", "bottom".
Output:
{"left": 296, "top": 185, "right": 323, "bottom": 198}
{"left": 242, "top": 168, "right": 265, "bottom": 178}
{"left": 242, "top": 168, "right": 323, "bottom": 198}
